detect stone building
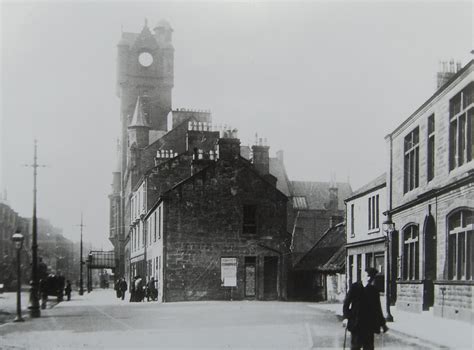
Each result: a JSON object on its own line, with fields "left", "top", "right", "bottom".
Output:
{"left": 344, "top": 174, "right": 388, "bottom": 298}
{"left": 385, "top": 59, "right": 473, "bottom": 322}
{"left": 134, "top": 137, "right": 289, "bottom": 301}
{"left": 0, "top": 197, "right": 30, "bottom": 290}
{"left": 292, "top": 222, "right": 346, "bottom": 301}
{"left": 109, "top": 19, "right": 175, "bottom": 278}
{"left": 288, "top": 180, "right": 351, "bottom": 264}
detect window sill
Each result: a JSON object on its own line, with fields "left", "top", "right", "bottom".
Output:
{"left": 368, "top": 228, "right": 380, "bottom": 234}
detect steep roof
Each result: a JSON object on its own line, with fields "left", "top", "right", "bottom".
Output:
{"left": 129, "top": 96, "right": 150, "bottom": 128}
{"left": 290, "top": 181, "right": 352, "bottom": 210}
{"left": 269, "top": 157, "right": 291, "bottom": 197}
{"left": 345, "top": 173, "right": 386, "bottom": 202}
{"left": 294, "top": 223, "right": 346, "bottom": 272}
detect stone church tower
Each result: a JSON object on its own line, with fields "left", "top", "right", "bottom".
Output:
{"left": 110, "top": 19, "right": 174, "bottom": 277}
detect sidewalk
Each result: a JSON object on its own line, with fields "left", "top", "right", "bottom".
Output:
{"left": 307, "top": 301, "right": 474, "bottom": 349}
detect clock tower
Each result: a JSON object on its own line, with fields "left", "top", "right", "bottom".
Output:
{"left": 111, "top": 19, "right": 174, "bottom": 278}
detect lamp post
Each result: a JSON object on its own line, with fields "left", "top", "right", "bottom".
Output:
{"left": 12, "top": 231, "right": 25, "bottom": 322}
{"left": 77, "top": 213, "right": 85, "bottom": 296}
{"left": 382, "top": 218, "right": 395, "bottom": 322}
{"left": 25, "top": 139, "right": 46, "bottom": 318}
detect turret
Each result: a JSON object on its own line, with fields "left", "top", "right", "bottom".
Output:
{"left": 153, "top": 19, "right": 173, "bottom": 45}
{"left": 128, "top": 96, "right": 151, "bottom": 149}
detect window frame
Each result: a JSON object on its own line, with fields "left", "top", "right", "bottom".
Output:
{"left": 404, "top": 127, "right": 420, "bottom": 193}
{"left": 427, "top": 114, "right": 435, "bottom": 182}
{"left": 402, "top": 224, "right": 420, "bottom": 281}
{"left": 242, "top": 204, "right": 257, "bottom": 235}
{"left": 449, "top": 83, "right": 474, "bottom": 171}
{"left": 447, "top": 209, "right": 473, "bottom": 281}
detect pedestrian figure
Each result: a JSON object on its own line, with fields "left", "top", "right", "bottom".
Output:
{"left": 146, "top": 277, "right": 157, "bottom": 301}
{"left": 119, "top": 278, "right": 128, "bottom": 301}
{"left": 342, "top": 267, "right": 388, "bottom": 350}
{"left": 115, "top": 279, "right": 121, "bottom": 299}
{"left": 130, "top": 276, "right": 137, "bottom": 302}
{"left": 65, "top": 280, "right": 72, "bottom": 301}
{"left": 135, "top": 276, "right": 144, "bottom": 302}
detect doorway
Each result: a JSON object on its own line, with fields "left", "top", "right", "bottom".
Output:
{"left": 244, "top": 257, "right": 256, "bottom": 298}
{"left": 423, "top": 215, "right": 436, "bottom": 310}
{"left": 263, "top": 256, "right": 278, "bottom": 300}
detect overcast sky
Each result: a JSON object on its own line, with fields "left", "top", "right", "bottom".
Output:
{"left": 1, "top": 1, "right": 472, "bottom": 248}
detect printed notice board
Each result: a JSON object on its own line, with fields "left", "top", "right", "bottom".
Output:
{"left": 221, "top": 257, "right": 237, "bottom": 287}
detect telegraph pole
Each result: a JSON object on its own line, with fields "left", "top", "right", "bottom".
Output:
{"left": 25, "top": 139, "right": 46, "bottom": 318}
{"left": 77, "top": 213, "right": 85, "bottom": 296}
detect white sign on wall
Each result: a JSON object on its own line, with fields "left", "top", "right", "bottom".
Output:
{"left": 221, "top": 257, "right": 237, "bottom": 287}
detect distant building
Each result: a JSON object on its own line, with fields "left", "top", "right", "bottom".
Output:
{"left": 386, "top": 59, "right": 473, "bottom": 322}
{"left": 292, "top": 222, "right": 346, "bottom": 301}
{"left": 0, "top": 197, "right": 30, "bottom": 289}
{"left": 288, "top": 180, "right": 351, "bottom": 264}
{"left": 344, "top": 174, "right": 388, "bottom": 299}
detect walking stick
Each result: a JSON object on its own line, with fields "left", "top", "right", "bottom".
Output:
{"left": 343, "top": 325, "right": 347, "bottom": 349}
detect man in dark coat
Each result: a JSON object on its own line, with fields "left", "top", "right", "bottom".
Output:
{"left": 119, "top": 278, "right": 128, "bottom": 301}
{"left": 343, "top": 267, "right": 388, "bottom": 349}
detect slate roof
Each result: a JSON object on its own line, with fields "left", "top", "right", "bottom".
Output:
{"left": 294, "top": 223, "right": 346, "bottom": 272}
{"left": 290, "top": 181, "right": 352, "bottom": 211}
{"left": 345, "top": 173, "right": 386, "bottom": 202}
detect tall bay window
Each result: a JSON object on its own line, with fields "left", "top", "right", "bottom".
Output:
{"left": 449, "top": 82, "right": 474, "bottom": 170}
{"left": 404, "top": 127, "right": 420, "bottom": 193}
{"left": 403, "top": 225, "right": 419, "bottom": 280}
{"left": 427, "top": 115, "right": 435, "bottom": 182}
{"left": 448, "top": 209, "right": 473, "bottom": 280}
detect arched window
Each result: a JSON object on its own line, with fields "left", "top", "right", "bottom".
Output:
{"left": 448, "top": 209, "right": 473, "bottom": 280}
{"left": 403, "top": 225, "right": 419, "bottom": 280}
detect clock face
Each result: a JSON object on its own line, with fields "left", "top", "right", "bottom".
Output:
{"left": 138, "top": 52, "right": 153, "bottom": 67}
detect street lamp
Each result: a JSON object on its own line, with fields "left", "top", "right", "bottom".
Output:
{"left": 382, "top": 218, "right": 395, "bottom": 322}
{"left": 11, "top": 231, "right": 25, "bottom": 322}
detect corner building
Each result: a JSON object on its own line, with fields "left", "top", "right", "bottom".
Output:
{"left": 386, "top": 60, "right": 473, "bottom": 322}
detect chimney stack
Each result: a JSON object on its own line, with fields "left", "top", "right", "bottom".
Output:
{"left": 437, "top": 59, "right": 462, "bottom": 89}
{"left": 252, "top": 140, "right": 270, "bottom": 175}
{"left": 218, "top": 138, "right": 240, "bottom": 161}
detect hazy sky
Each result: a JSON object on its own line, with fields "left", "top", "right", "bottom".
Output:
{"left": 1, "top": 1, "right": 472, "bottom": 248}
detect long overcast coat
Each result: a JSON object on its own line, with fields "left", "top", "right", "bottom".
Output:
{"left": 343, "top": 281, "right": 386, "bottom": 335}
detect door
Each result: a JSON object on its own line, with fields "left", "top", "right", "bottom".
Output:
{"left": 423, "top": 215, "right": 436, "bottom": 310}
{"left": 244, "top": 257, "right": 256, "bottom": 298}
{"left": 263, "top": 256, "right": 278, "bottom": 300}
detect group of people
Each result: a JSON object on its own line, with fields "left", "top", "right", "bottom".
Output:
{"left": 115, "top": 276, "right": 158, "bottom": 302}
{"left": 38, "top": 257, "right": 73, "bottom": 308}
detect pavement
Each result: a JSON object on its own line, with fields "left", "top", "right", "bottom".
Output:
{"left": 0, "top": 289, "right": 439, "bottom": 349}
{"left": 307, "top": 301, "right": 474, "bottom": 349}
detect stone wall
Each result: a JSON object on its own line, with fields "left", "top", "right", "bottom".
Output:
{"left": 396, "top": 282, "right": 424, "bottom": 312}
{"left": 163, "top": 158, "right": 288, "bottom": 302}
{"left": 433, "top": 283, "right": 473, "bottom": 322}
